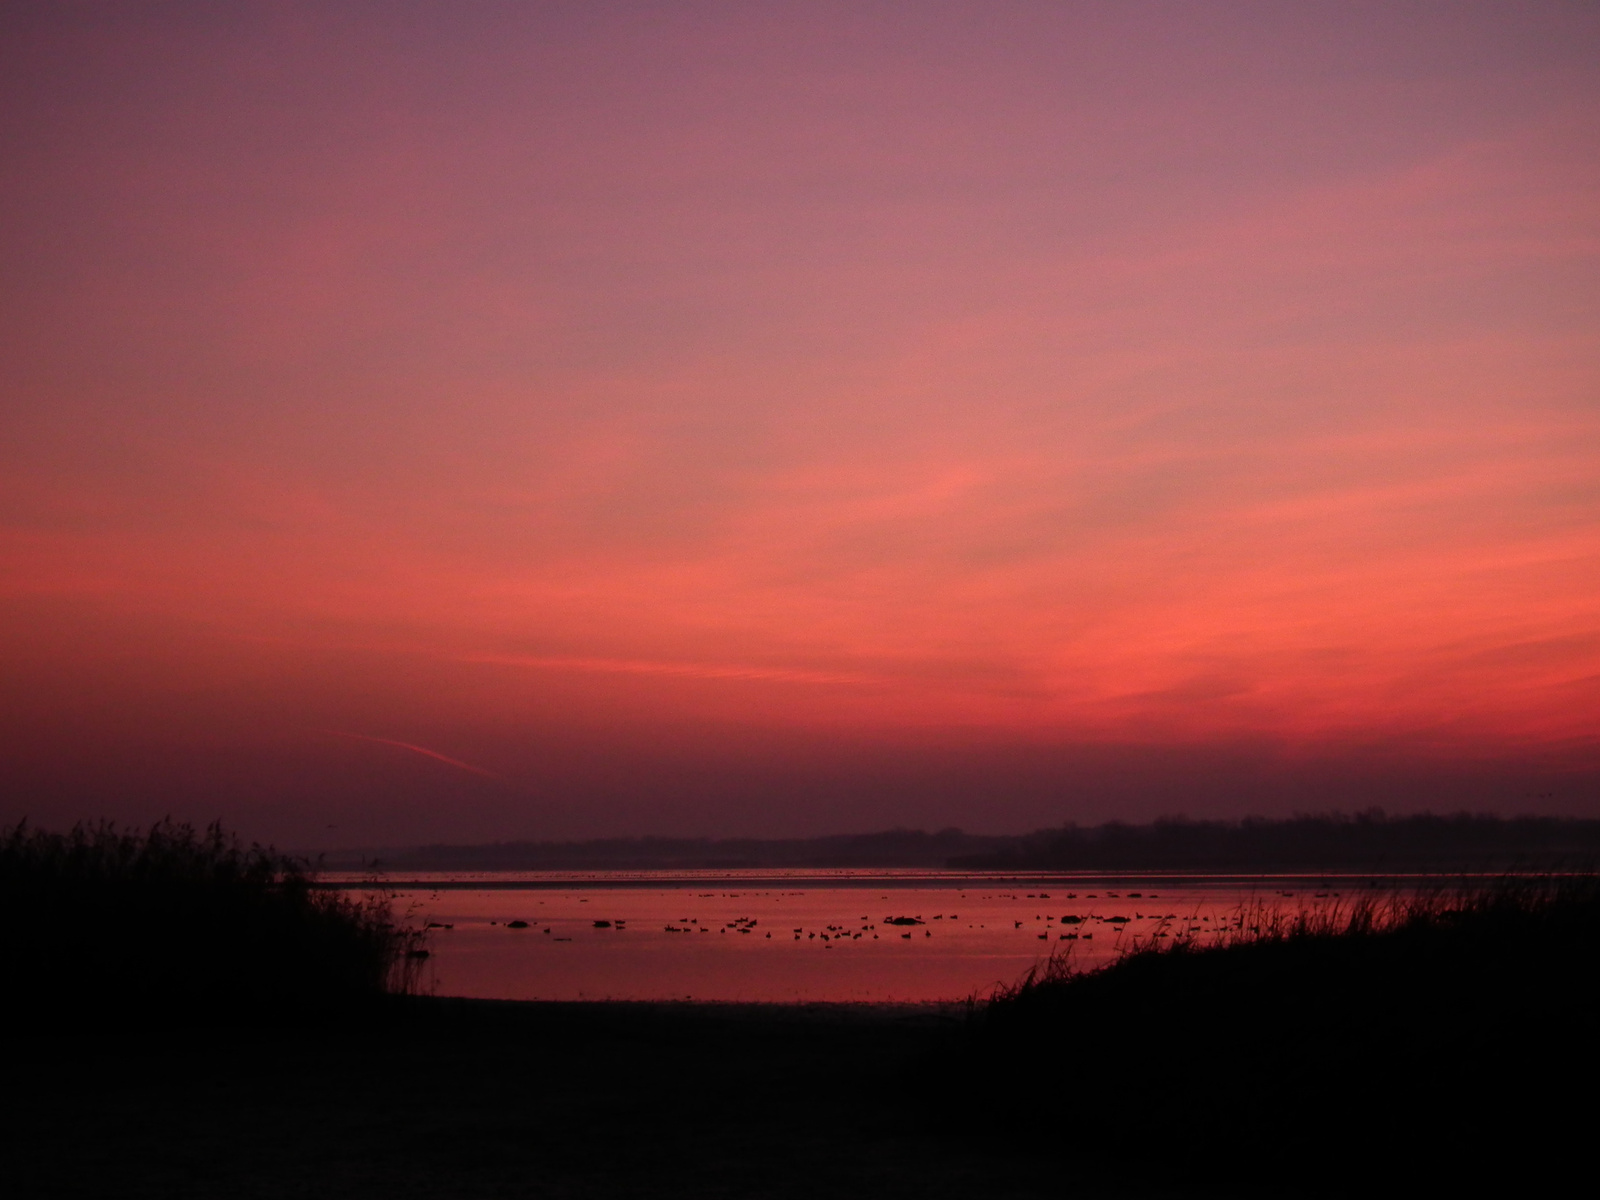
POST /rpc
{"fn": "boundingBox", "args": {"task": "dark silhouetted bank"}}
[957,874,1600,1187]
[2,820,423,1021]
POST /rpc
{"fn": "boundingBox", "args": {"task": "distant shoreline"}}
[311,811,1600,874]
[312,866,1584,889]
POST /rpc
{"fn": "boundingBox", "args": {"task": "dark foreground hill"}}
[959,876,1600,1190]
[8,820,1596,1196]
[12,883,1595,1200]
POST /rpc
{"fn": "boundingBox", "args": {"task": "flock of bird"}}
[448,886,1304,947]
[402,882,1362,1002]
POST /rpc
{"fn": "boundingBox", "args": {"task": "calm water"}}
[330,869,1388,1002]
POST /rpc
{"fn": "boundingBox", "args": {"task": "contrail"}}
[460,652,877,686]
[327,731,501,780]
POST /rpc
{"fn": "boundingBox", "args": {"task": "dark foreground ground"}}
[9,976,1593,1199]
[7,998,1188,1200]
[9,827,1592,1197]
[11,877,1598,1199]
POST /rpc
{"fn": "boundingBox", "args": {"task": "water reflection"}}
[327,870,1382,1002]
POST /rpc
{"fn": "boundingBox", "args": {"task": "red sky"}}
[3,3,1598,846]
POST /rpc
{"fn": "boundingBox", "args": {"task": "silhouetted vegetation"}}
[2,820,424,1021]
[9,818,1595,1193]
[365,810,1600,872]
[383,825,994,870]
[956,874,1600,1185]
[948,809,1600,870]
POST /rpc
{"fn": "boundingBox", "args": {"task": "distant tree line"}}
[377,811,1600,872]
[947,810,1600,871]
[389,826,991,871]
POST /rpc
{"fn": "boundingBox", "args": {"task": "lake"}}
[329,868,1399,1002]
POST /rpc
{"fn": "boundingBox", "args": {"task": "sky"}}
[2,2,1598,847]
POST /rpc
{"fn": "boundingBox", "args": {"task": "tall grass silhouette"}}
[2,820,426,1020]
[959,874,1600,1185]
[987,874,1597,1006]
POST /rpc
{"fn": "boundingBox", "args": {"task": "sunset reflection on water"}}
[330,870,1383,1002]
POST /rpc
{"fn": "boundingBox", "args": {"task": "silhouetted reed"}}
[1,820,425,1022]
[957,874,1600,1186]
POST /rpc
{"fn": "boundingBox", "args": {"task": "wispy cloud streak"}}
[461,653,877,687]
[326,731,500,780]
